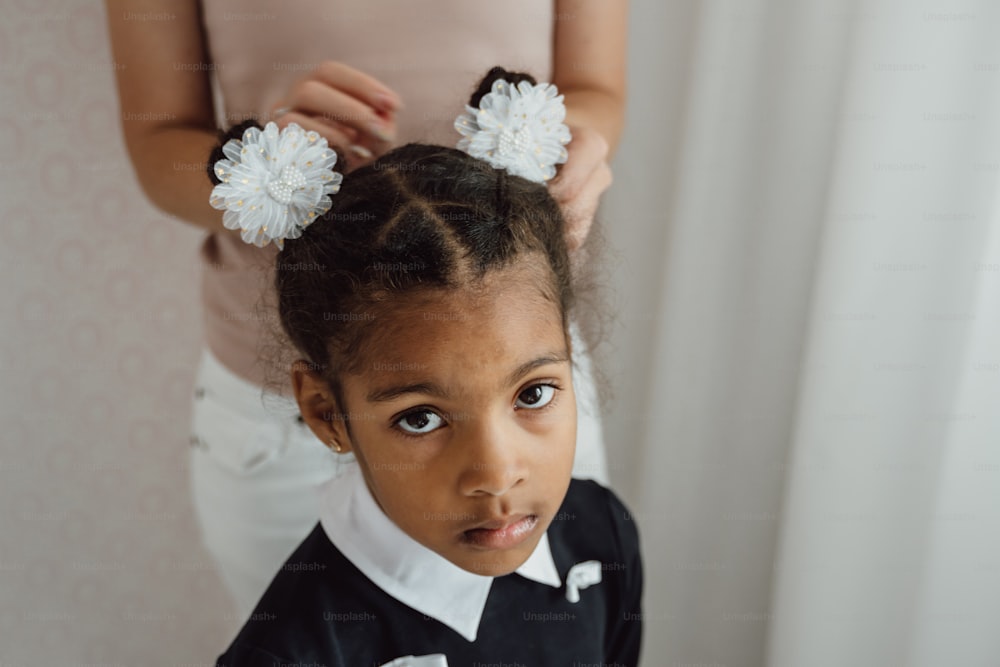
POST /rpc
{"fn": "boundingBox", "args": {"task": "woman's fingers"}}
[547,125,614,251]
[563,161,613,252]
[549,126,610,205]
[312,61,403,114]
[279,79,396,144]
[267,61,401,163]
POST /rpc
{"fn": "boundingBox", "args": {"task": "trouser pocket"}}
[189,380,288,477]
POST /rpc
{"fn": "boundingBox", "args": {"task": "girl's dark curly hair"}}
[207,67,589,408]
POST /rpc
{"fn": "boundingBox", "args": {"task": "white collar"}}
[318,462,563,642]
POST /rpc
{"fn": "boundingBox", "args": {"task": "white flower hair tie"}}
[209,121,343,249]
[454,78,571,183]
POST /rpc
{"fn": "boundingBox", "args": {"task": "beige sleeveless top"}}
[197,0,554,394]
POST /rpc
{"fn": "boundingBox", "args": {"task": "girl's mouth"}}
[460,514,539,550]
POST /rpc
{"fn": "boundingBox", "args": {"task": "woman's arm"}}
[106,0,400,234]
[548,0,628,250]
[552,0,628,157]
[105,0,227,233]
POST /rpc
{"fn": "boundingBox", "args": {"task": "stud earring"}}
[329,440,342,454]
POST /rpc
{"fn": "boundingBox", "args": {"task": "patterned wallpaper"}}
[0,2,239,661]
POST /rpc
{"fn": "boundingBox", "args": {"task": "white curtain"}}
[604,1,1000,665]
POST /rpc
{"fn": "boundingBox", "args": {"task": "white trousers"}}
[188,321,608,621]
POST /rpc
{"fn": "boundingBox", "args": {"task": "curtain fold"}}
[605,1,999,664]
[769,4,1000,661]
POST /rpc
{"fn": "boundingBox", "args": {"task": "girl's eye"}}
[515,384,557,410]
[395,409,444,435]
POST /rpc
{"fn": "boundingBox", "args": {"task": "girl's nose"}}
[457,415,528,496]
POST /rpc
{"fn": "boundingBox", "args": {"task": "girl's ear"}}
[290,359,352,454]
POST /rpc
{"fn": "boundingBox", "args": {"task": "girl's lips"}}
[460,514,538,550]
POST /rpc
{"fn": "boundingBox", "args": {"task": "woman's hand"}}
[267,61,403,171]
[548,125,614,252]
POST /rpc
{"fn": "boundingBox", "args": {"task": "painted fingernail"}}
[349,144,373,160]
[368,121,394,142]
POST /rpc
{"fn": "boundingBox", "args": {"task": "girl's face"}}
[294,259,577,577]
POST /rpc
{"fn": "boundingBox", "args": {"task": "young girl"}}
[209,68,642,666]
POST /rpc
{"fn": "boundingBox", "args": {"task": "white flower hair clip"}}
[454,78,571,183]
[209,121,343,249]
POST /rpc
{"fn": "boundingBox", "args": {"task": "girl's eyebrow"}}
[503,352,569,388]
[367,382,446,404]
[365,352,569,404]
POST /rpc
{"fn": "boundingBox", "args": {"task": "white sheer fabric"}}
[604,1,1000,664]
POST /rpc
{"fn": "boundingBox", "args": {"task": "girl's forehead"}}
[347,265,568,383]
[349,315,571,403]
[383,283,560,348]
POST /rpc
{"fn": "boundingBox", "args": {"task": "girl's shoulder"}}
[547,479,644,665]
[556,477,641,538]
[548,478,642,582]
[216,522,353,665]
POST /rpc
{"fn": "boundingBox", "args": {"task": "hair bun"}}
[206,119,263,186]
[468,66,538,108]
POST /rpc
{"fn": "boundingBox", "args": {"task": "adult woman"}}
[105,0,627,619]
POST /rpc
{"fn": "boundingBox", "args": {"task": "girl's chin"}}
[449,536,541,577]
[454,556,527,578]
